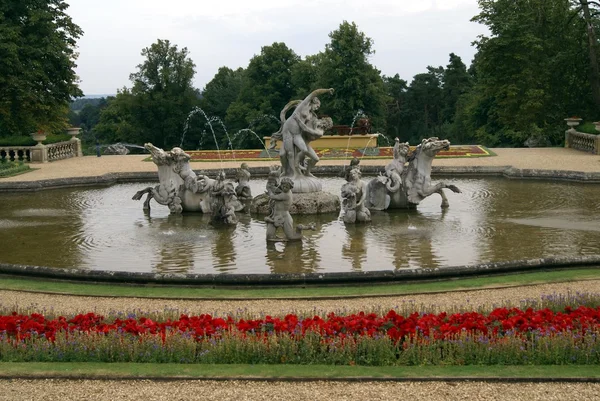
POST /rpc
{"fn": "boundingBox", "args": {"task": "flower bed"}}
[1,305,600,365]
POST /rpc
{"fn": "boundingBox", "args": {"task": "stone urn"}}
[593,121,600,133]
[66,127,82,138]
[564,117,582,130]
[30,132,47,145]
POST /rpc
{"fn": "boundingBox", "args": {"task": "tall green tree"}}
[316,21,387,130]
[403,66,445,143]
[200,67,245,121]
[382,74,408,140]
[95,40,201,148]
[0,0,83,136]
[470,0,596,146]
[225,42,300,148]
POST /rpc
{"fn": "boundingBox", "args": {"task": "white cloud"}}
[65,0,487,95]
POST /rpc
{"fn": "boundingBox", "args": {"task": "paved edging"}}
[1,165,600,191]
[0,374,598,383]
[1,256,599,286]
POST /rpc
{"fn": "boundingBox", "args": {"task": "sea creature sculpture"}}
[132,143,243,214]
[365,137,461,210]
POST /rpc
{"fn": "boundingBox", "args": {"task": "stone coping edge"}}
[1,256,599,286]
[0,374,599,383]
[1,166,600,192]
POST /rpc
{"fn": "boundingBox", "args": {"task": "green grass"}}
[1,268,599,299]
[0,362,598,379]
[0,161,31,177]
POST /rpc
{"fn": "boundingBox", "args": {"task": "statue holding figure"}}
[234,163,252,200]
[265,177,315,241]
[132,144,204,214]
[132,143,246,216]
[340,162,371,224]
[209,171,242,225]
[364,137,461,210]
[277,88,335,193]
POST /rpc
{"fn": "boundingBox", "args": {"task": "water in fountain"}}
[359,134,380,161]
[376,133,392,147]
[181,107,224,168]
[180,107,236,162]
[207,116,236,161]
[248,114,280,129]
[340,110,368,176]
[231,128,274,158]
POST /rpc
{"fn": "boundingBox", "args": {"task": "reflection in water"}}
[0,177,599,274]
[265,240,320,274]
[342,224,367,271]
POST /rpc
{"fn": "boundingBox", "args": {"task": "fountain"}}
[251,88,341,215]
[131,144,244,218]
[365,137,461,210]
[2,89,599,281]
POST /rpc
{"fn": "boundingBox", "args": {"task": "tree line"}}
[3,1,600,150]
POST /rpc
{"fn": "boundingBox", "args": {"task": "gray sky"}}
[66,0,488,96]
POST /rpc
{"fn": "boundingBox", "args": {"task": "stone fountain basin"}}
[0,176,599,277]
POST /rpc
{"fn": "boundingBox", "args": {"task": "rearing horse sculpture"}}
[365,137,461,210]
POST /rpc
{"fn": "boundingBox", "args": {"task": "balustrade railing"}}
[47,141,78,161]
[0,146,32,162]
[0,139,82,163]
[564,118,600,155]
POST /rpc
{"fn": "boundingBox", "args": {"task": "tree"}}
[0,0,83,136]
[441,54,472,124]
[200,67,245,120]
[316,21,386,130]
[382,74,408,140]
[225,42,300,148]
[470,0,597,146]
[403,66,445,143]
[95,39,201,148]
[574,0,600,109]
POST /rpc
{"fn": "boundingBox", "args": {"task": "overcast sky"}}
[66,0,488,96]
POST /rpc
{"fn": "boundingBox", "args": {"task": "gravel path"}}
[2,147,599,183]
[0,379,599,401]
[2,280,599,318]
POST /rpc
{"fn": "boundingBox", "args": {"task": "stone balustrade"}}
[0,138,82,163]
[565,130,600,154]
[47,140,80,161]
[564,119,600,154]
[0,145,32,162]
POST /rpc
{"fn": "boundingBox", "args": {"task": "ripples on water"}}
[0,177,599,274]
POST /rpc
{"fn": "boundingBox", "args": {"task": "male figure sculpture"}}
[265,177,314,241]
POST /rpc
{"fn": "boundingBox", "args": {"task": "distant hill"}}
[71,97,110,112]
[82,94,115,99]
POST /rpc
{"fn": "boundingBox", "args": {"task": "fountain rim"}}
[1,165,600,193]
[1,256,599,287]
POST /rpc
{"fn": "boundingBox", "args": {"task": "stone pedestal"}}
[30,144,48,163]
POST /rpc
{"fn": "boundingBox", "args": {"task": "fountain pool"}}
[0,177,599,275]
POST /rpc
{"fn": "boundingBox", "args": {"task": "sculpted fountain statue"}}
[234,163,252,200]
[251,89,340,215]
[365,137,461,210]
[274,88,335,192]
[265,176,315,242]
[340,160,371,224]
[132,143,244,218]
